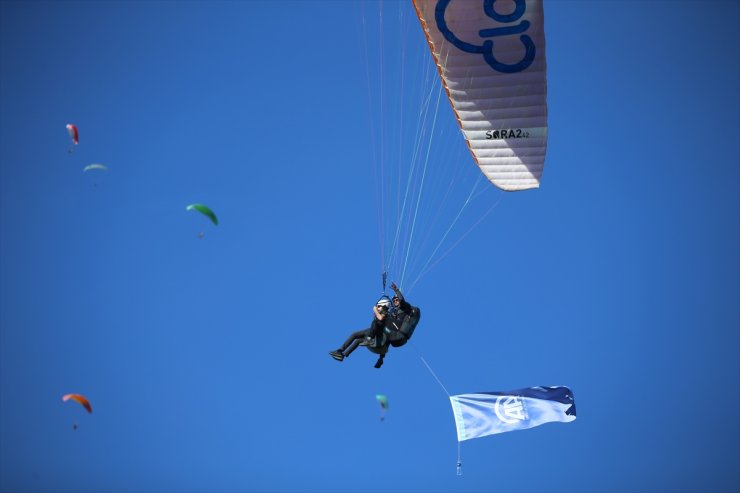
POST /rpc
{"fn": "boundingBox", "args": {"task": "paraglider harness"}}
[361,275,420,353]
[383,281,420,347]
[360,303,421,352]
[386,305,421,347]
[360,336,389,355]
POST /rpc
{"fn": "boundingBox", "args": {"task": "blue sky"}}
[1,1,738,492]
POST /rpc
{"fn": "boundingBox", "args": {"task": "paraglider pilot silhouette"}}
[385,281,421,349]
[329,282,420,369]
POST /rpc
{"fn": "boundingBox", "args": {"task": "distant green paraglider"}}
[83,164,109,172]
[376,394,388,421]
[186,204,218,226]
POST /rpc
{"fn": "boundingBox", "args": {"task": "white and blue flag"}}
[449,386,576,442]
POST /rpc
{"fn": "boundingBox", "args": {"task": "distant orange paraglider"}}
[62,394,92,414]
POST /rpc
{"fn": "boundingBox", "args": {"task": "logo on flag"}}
[495,395,528,424]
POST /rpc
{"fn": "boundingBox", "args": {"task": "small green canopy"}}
[186,204,218,226]
[376,394,388,409]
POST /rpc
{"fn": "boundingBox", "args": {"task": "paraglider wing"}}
[62,393,92,414]
[376,394,389,421]
[83,164,109,172]
[413,0,548,191]
[186,204,218,226]
[376,394,389,410]
[449,386,574,441]
[66,124,79,145]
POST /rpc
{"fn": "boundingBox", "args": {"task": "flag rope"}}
[410,342,462,476]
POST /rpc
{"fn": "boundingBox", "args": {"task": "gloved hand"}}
[390,281,398,292]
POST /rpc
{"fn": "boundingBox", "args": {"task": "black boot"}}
[329,350,345,362]
[374,356,384,368]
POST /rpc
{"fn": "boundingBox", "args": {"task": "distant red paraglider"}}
[62,393,92,414]
[66,124,79,153]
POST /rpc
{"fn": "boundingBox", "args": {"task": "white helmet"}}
[376,296,392,308]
